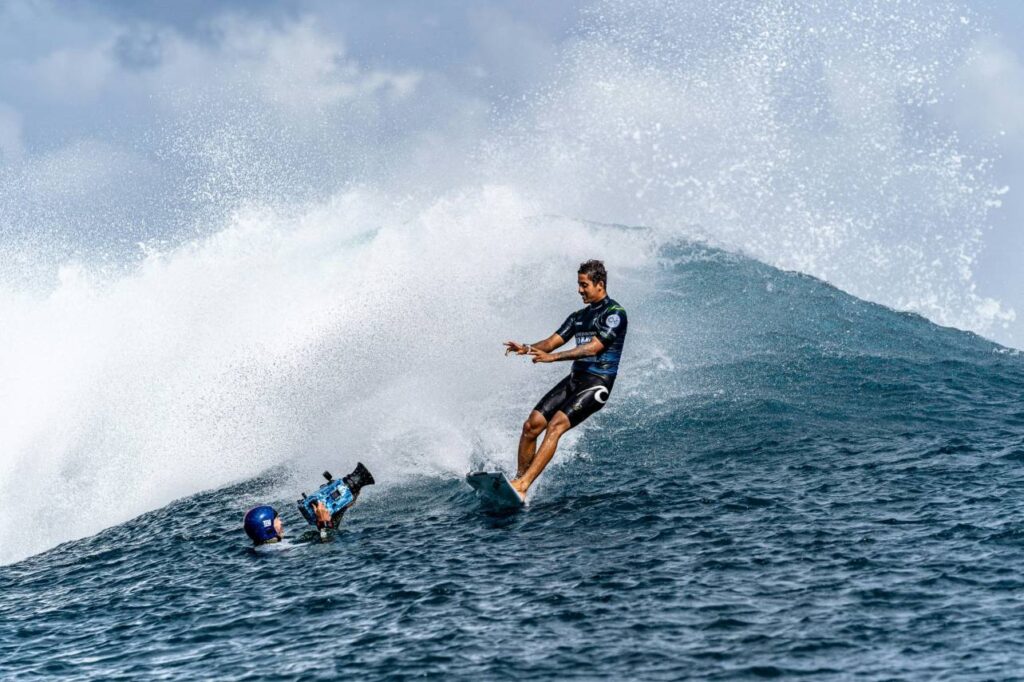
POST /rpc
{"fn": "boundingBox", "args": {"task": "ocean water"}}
[2,243,1023,680]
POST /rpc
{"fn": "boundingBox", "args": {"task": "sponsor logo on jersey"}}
[606,313,621,329]
[575,333,594,345]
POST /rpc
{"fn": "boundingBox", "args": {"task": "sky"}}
[0,1,581,247]
[0,0,1022,347]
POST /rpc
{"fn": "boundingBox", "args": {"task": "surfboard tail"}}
[466,472,525,510]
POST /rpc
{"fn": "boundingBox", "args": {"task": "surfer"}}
[504,259,628,500]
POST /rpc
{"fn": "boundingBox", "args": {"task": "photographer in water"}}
[243,462,375,546]
[243,505,284,547]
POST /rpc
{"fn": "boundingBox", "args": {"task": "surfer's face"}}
[578,274,605,304]
[273,515,284,539]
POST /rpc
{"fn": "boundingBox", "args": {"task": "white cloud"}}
[30,42,118,100]
[2,7,425,140]
[147,14,423,120]
[0,7,438,248]
[952,36,1024,140]
[223,15,420,104]
[468,6,560,90]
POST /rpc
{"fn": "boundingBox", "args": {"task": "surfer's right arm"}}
[504,334,565,356]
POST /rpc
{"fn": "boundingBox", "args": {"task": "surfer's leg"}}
[512,411,571,495]
[521,374,573,477]
[513,375,614,495]
[518,410,548,477]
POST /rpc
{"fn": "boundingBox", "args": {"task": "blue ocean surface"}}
[3,245,1023,680]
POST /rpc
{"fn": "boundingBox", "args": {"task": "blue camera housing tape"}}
[297,479,355,526]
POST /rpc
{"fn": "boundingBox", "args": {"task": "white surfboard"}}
[466,472,525,510]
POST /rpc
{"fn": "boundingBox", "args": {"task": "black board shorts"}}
[534,371,615,427]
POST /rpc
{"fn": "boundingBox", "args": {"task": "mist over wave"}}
[0,190,655,564]
[492,0,1012,334]
[0,0,1017,563]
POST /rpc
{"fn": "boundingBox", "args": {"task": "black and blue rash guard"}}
[555,297,628,378]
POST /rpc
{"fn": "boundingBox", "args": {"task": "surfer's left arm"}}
[529,337,604,363]
[504,333,565,356]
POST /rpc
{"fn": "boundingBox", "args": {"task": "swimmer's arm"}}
[504,333,565,356]
[530,337,604,363]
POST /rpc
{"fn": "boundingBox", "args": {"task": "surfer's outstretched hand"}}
[529,347,554,363]
[504,340,528,356]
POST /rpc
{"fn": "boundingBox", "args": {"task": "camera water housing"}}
[296,462,374,528]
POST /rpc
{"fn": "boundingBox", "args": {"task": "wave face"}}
[2,244,1023,679]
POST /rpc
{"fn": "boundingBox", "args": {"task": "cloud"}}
[31,43,118,100]
[0,6,436,252]
[1,4,426,143]
[467,6,560,90]
[160,14,423,116]
[951,36,1024,142]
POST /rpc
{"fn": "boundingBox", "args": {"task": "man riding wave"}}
[504,260,628,500]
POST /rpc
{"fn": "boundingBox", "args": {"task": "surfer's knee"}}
[523,412,547,438]
[548,412,571,434]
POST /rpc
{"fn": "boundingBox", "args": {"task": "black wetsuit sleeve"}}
[555,312,576,341]
[596,307,627,345]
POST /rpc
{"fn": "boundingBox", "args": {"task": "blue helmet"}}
[244,506,280,545]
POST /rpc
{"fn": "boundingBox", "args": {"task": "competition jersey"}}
[555,296,628,377]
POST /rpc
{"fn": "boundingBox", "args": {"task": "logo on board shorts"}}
[606,314,621,329]
[595,387,609,404]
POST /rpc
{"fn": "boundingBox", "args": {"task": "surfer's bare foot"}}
[510,477,528,499]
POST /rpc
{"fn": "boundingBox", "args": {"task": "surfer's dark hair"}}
[578,260,607,288]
